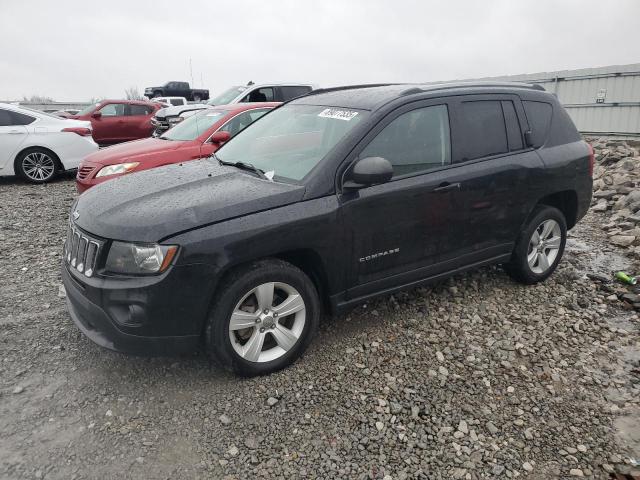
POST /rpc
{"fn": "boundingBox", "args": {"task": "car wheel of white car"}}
[16,148,60,184]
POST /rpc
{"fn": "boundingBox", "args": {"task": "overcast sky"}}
[1,0,638,101]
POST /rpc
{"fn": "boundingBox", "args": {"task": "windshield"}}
[207,86,245,105]
[216,104,367,181]
[161,110,226,141]
[77,103,99,115]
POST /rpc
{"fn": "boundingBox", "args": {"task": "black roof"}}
[292,81,547,111]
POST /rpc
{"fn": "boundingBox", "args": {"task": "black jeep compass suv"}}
[63,82,593,376]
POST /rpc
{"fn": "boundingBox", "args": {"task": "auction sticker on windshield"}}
[318,108,359,121]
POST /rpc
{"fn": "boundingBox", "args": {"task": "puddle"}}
[566,237,633,277]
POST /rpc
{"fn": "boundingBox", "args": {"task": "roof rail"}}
[398,81,548,97]
[303,83,400,97]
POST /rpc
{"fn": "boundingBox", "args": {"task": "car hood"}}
[83,138,190,166]
[156,104,210,118]
[74,158,305,242]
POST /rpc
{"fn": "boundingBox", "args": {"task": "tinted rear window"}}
[458,100,508,160]
[522,101,552,148]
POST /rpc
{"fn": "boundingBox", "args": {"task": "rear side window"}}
[458,100,508,160]
[280,86,312,101]
[501,100,523,151]
[129,104,153,116]
[360,104,451,178]
[0,109,12,126]
[0,109,35,126]
[522,101,552,148]
[99,103,126,116]
[170,99,183,106]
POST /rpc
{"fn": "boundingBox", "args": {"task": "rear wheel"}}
[193,94,202,102]
[15,148,60,184]
[206,259,320,376]
[505,205,567,284]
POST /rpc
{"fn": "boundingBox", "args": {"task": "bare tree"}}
[124,86,143,100]
[22,94,54,103]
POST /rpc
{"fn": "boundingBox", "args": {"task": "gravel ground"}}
[1,175,639,480]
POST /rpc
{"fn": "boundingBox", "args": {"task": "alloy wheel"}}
[22,152,56,182]
[228,282,306,363]
[527,219,562,274]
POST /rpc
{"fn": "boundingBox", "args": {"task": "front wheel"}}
[505,205,567,284]
[206,259,320,376]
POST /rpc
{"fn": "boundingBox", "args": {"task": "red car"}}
[69,100,164,146]
[76,102,278,192]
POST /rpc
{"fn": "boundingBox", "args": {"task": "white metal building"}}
[474,63,640,137]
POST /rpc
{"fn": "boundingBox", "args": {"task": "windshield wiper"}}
[216,156,269,181]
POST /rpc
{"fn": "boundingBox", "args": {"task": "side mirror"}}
[210,131,231,144]
[344,156,393,189]
[91,111,102,119]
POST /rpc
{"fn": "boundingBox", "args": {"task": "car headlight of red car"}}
[95,162,140,177]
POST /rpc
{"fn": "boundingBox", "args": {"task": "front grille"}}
[64,224,103,278]
[77,165,96,180]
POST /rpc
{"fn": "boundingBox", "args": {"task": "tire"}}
[193,95,202,102]
[205,259,320,376]
[505,205,567,284]
[15,148,60,184]
[153,91,162,98]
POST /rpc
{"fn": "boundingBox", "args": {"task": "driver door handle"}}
[433,182,461,193]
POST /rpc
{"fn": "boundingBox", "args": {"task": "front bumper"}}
[62,260,215,356]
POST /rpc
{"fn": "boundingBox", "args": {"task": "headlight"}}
[96,162,140,177]
[105,241,178,275]
[167,116,184,124]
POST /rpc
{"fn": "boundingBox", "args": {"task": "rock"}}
[577,444,587,453]
[266,397,279,407]
[12,386,24,394]
[228,445,239,457]
[57,284,66,298]
[569,468,584,476]
[436,351,445,362]
[457,420,469,434]
[593,190,616,199]
[486,422,499,434]
[375,421,384,431]
[610,235,635,247]
[592,201,608,212]
[523,462,534,472]
[390,402,402,414]
[219,414,232,425]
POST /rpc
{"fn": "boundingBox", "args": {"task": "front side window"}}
[99,103,126,117]
[161,110,226,141]
[242,88,274,103]
[129,104,152,116]
[217,104,367,181]
[218,109,270,136]
[458,100,508,160]
[360,105,451,178]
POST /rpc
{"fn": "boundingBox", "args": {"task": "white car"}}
[0,103,98,183]
[152,96,188,106]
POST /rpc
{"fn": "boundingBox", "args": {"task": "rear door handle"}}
[433,182,461,193]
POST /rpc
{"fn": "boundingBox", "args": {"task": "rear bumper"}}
[62,261,213,356]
